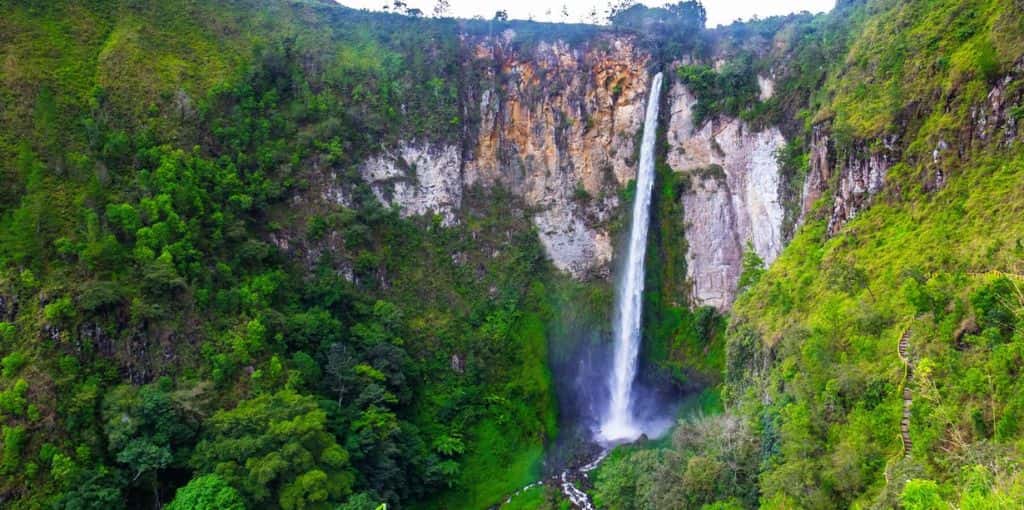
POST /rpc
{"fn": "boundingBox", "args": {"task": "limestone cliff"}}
[356,31,651,278]
[360,143,464,226]
[468,35,651,278]
[666,81,787,310]
[356,42,797,307]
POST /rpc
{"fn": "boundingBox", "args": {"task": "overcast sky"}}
[336,0,836,27]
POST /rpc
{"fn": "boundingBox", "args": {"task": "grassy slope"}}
[818,0,1024,143]
[726,0,1024,507]
[734,146,1024,507]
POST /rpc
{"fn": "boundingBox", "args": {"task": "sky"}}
[336,0,836,27]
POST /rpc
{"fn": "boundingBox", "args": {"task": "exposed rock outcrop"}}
[798,122,897,236]
[352,33,652,278]
[967,58,1024,148]
[801,59,1024,235]
[667,82,786,310]
[465,35,651,278]
[757,75,775,101]
[798,127,897,235]
[798,125,831,223]
[826,141,895,235]
[360,143,463,226]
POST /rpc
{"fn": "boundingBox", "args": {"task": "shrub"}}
[1,352,27,378]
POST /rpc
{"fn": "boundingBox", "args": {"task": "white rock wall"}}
[360,143,463,226]
[667,82,786,310]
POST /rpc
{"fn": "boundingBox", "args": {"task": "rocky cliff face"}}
[666,81,787,310]
[799,132,898,236]
[800,58,1024,235]
[353,36,807,306]
[356,32,651,278]
[361,143,464,226]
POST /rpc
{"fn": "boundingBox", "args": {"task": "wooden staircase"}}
[898,329,913,457]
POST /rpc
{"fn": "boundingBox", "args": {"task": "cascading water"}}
[600,71,663,443]
[502,72,665,509]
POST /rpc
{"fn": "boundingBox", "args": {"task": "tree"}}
[102,381,196,505]
[338,493,381,510]
[431,0,450,18]
[191,390,354,508]
[666,0,706,27]
[826,259,872,297]
[606,0,636,23]
[493,10,508,22]
[2,425,26,473]
[116,440,172,482]
[166,474,245,510]
[52,467,125,510]
[737,244,765,293]
[325,342,357,406]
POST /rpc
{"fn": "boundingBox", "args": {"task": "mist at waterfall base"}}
[545,327,681,474]
[549,332,679,447]
[546,72,678,468]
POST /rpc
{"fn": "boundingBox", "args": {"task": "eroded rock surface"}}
[352,33,651,278]
[360,143,463,226]
[667,82,786,310]
[466,35,650,277]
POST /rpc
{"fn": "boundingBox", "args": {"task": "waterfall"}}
[600,72,663,442]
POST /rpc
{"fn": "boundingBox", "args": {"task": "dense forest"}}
[1,0,1023,509]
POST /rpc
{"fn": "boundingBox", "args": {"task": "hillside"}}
[591,0,1024,508]
[1,0,1023,509]
[1,2,577,508]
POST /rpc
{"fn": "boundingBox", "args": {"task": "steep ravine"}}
[350,31,797,312]
[347,31,820,507]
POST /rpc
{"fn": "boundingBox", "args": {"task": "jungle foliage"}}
[3,0,1024,509]
[0,2,565,508]
[592,0,1024,508]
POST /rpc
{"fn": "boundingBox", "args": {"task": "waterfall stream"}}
[600,71,663,443]
[501,72,664,510]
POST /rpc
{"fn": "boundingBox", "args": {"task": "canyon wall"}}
[359,32,650,278]
[356,33,803,308]
[666,81,787,310]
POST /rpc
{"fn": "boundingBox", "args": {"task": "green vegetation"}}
[640,128,727,388]
[592,410,756,509]
[0,2,575,508]
[2,0,1023,509]
[725,146,1024,508]
[593,0,1024,508]
[609,2,708,61]
[166,474,246,510]
[676,61,760,128]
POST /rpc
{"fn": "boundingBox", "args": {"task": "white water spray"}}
[600,72,663,442]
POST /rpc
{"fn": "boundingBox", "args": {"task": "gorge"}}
[1,1,1024,509]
